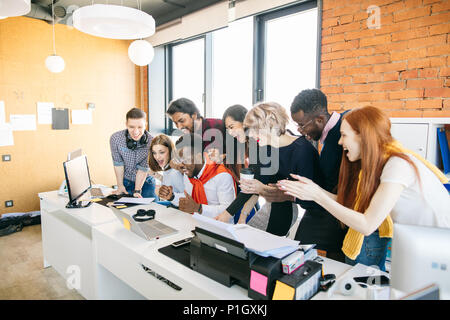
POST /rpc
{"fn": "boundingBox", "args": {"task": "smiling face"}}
[170,112,196,134]
[177,147,203,178]
[338,119,362,162]
[152,144,170,169]
[126,118,146,141]
[225,116,246,143]
[291,110,327,141]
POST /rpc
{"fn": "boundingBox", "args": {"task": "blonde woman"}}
[216,102,323,237]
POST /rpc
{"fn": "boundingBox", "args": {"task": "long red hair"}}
[336,106,419,215]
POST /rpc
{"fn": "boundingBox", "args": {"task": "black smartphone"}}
[171,237,193,248]
[353,275,390,287]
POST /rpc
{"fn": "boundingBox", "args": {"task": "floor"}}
[0,224,84,300]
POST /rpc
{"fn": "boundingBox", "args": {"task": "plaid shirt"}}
[110,129,153,181]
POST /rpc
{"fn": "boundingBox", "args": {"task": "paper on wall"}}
[0,123,14,147]
[10,114,37,131]
[37,102,54,124]
[0,101,5,124]
[71,109,92,125]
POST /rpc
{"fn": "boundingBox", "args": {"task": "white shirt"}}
[172,164,236,222]
[380,155,450,228]
[162,168,185,194]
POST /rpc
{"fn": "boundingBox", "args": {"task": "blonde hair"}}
[243,102,289,136]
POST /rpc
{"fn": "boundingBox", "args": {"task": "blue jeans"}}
[345,231,390,271]
[123,176,158,200]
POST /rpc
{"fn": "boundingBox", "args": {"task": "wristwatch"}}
[198,204,203,214]
[133,189,142,195]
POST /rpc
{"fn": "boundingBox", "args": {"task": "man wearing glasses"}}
[289,88,348,263]
[159,133,236,221]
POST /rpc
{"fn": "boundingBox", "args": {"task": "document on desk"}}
[193,214,300,258]
[113,197,155,205]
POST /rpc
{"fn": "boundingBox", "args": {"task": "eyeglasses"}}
[297,119,313,132]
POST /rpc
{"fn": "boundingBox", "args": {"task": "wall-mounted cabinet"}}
[390,118,450,169]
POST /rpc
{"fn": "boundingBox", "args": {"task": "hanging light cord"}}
[51,1,56,55]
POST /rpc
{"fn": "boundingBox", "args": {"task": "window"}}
[256,1,319,131]
[170,37,205,113]
[150,1,320,134]
[211,17,253,119]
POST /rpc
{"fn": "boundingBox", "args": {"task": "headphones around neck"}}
[133,209,156,222]
[125,130,149,150]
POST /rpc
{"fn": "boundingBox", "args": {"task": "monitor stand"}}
[66,200,92,209]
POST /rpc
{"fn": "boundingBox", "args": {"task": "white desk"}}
[38,190,117,300]
[40,190,383,300]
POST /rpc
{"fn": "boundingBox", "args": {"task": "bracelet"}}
[134,189,142,194]
[198,204,203,214]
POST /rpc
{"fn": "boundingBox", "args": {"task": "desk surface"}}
[91,202,368,300]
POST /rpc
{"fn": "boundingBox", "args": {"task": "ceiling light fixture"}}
[45,1,65,73]
[72,1,155,40]
[0,0,30,17]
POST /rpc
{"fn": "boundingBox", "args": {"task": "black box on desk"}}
[272,260,322,300]
[248,255,283,300]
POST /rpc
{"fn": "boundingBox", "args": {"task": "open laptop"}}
[110,207,178,241]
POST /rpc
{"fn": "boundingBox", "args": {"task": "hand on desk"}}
[215,210,233,222]
[112,186,128,196]
[179,191,200,214]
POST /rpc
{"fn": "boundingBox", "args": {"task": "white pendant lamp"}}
[73,3,155,40]
[0,16,8,20]
[46,1,65,73]
[128,40,154,66]
[0,0,30,17]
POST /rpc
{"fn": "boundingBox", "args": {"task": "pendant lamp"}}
[0,0,30,17]
[128,39,154,66]
[45,1,65,73]
[73,3,155,40]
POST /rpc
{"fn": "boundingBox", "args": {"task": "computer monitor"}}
[63,155,92,208]
[391,223,450,299]
[67,148,82,161]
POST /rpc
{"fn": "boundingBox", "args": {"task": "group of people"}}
[110,89,450,271]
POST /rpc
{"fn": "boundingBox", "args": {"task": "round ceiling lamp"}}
[45,54,65,73]
[73,4,155,40]
[128,40,154,66]
[0,0,30,17]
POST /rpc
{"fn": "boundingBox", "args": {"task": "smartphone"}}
[171,237,193,248]
[353,275,390,287]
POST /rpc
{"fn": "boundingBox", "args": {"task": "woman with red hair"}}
[278,106,449,270]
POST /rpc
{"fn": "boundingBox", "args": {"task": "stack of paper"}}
[113,197,155,205]
[193,214,300,259]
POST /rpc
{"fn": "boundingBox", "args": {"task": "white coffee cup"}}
[240,168,254,180]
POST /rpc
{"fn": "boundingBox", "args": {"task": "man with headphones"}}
[109,108,157,199]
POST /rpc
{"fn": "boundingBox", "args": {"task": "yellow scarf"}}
[342,140,449,260]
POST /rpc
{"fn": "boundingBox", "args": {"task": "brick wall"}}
[320,0,450,117]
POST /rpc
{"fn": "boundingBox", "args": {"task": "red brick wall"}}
[320,0,450,117]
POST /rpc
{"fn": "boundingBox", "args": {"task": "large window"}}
[263,6,318,110]
[170,37,205,113]
[211,17,253,118]
[151,1,320,134]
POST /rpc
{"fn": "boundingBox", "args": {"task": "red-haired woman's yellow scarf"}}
[342,140,449,260]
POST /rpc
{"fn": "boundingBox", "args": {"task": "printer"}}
[189,227,285,299]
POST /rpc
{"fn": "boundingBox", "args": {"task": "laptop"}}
[110,207,178,241]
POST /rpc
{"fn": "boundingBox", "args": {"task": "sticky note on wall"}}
[122,218,131,230]
[250,270,268,296]
[272,280,295,300]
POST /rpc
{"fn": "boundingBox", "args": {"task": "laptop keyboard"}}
[141,221,175,235]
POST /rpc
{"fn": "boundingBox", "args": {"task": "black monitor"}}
[63,155,92,208]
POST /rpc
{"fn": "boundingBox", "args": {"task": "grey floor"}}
[0,224,84,300]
